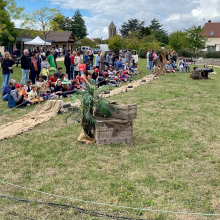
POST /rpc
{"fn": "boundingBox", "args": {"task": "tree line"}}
[0,0,207,57]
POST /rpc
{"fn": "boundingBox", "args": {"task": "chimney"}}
[208,20,211,23]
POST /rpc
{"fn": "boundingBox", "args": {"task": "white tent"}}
[24,36,51,46]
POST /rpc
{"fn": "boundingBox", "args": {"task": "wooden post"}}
[37,93,40,105]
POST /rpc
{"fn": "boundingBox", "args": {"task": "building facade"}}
[202,20,220,52]
[109,21,116,39]
[1,29,75,55]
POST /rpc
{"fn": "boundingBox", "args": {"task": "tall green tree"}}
[185,26,207,56]
[108,35,122,51]
[55,10,87,39]
[120,19,145,38]
[149,18,169,45]
[21,7,63,48]
[72,10,87,39]
[0,0,24,46]
[169,31,188,53]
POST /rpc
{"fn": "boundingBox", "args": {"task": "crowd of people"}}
[1,47,139,108]
[146,50,192,74]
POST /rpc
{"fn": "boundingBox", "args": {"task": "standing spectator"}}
[114,47,119,59]
[125,49,132,66]
[41,56,50,80]
[29,53,38,84]
[74,51,81,79]
[95,52,100,69]
[99,51,106,73]
[146,49,150,69]
[89,48,94,67]
[47,50,55,68]
[149,50,154,72]
[0,52,3,63]
[20,49,31,85]
[152,50,157,66]
[106,52,112,68]
[36,51,42,81]
[111,53,116,68]
[40,48,45,57]
[54,49,58,69]
[83,51,89,64]
[30,47,37,57]
[121,53,126,70]
[166,51,172,61]
[171,51,177,63]
[71,51,76,79]
[1,52,15,92]
[132,51,138,68]
[63,47,66,56]
[64,49,72,79]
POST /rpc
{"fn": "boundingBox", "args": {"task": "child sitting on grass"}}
[28,85,43,102]
[19,85,34,104]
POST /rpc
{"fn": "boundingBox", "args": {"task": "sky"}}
[16,0,220,39]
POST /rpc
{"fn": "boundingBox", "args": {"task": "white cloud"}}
[39,0,220,38]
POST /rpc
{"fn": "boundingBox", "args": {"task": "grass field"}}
[1,59,220,220]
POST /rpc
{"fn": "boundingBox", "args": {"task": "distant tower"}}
[109,21,116,39]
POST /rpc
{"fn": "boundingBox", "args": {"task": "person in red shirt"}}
[49,73,58,88]
[79,60,87,76]
[71,52,75,79]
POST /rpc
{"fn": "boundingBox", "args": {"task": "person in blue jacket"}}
[2,79,16,101]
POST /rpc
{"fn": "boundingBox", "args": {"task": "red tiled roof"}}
[203,22,220,37]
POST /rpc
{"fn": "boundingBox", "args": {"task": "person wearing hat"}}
[8,84,26,108]
[64,49,72,79]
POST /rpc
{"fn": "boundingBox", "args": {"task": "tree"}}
[21,7,63,48]
[0,0,24,46]
[169,31,188,53]
[139,26,151,39]
[81,38,96,48]
[55,10,87,39]
[108,35,122,51]
[185,26,207,56]
[120,19,145,38]
[149,18,169,45]
[124,31,141,51]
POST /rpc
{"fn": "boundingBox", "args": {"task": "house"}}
[1,29,76,55]
[203,20,220,51]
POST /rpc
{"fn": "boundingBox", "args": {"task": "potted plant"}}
[67,82,116,139]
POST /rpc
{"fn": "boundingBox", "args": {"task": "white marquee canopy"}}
[24,36,51,46]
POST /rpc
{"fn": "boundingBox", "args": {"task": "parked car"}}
[93,48,100,54]
[81,46,91,54]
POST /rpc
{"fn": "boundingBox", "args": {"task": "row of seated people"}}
[2,65,139,108]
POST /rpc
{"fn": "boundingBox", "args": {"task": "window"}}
[210,31,215,36]
[208,46,216,51]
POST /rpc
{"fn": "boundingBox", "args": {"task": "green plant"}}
[205,52,220,58]
[139,49,147,58]
[67,82,116,137]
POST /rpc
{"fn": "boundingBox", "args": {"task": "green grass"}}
[1,59,220,219]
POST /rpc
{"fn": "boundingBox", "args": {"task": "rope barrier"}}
[0,195,145,220]
[0,180,220,217]
[0,207,36,220]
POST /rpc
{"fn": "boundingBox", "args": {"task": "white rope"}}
[0,180,219,217]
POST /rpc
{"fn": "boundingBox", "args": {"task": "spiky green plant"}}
[67,82,116,137]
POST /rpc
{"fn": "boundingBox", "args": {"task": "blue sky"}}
[16,0,220,39]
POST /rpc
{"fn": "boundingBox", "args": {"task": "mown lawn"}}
[1,59,220,220]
